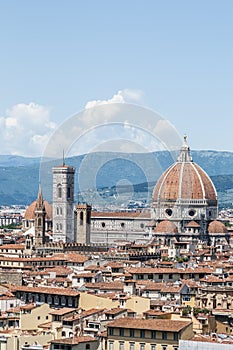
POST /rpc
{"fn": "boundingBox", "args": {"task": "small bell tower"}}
[76,204,91,244]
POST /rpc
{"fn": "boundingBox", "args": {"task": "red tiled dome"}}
[154,220,178,233]
[24,200,52,220]
[153,162,217,202]
[186,221,200,228]
[152,138,217,204]
[208,220,228,234]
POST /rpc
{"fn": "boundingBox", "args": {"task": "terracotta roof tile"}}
[208,220,228,234]
[85,282,124,291]
[0,244,25,250]
[24,200,52,220]
[51,336,97,344]
[107,318,191,332]
[10,285,79,296]
[50,308,77,315]
[154,221,178,233]
[153,161,217,202]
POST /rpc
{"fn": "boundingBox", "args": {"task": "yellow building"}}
[21,302,53,331]
[79,292,150,315]
[107,318,193,350]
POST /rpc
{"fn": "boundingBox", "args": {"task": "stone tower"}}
[76,204,91,244]
[34,187,46,246]
[52,163,75,242]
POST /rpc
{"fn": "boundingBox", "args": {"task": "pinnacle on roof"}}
[36,186,45,211]
[177,134,193,163]
[62,149,65,166]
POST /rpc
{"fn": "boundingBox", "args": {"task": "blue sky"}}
[0,0,232,155]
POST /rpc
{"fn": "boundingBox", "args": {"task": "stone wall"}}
[0,271,22,285]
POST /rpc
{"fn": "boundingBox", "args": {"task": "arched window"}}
[60,207,63,215]
[57,207,59,215]
[57,185,62,198]
[26,239,31,250]
[60,223,62,230]
[87,211,91,224]
[38,218,41,226]
[56,223,59,231]
[80,211,83,226]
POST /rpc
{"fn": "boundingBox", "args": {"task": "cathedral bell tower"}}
[34,187,46,246]
[52,161,75,243]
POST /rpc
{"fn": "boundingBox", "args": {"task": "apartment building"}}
[107,318,193,350]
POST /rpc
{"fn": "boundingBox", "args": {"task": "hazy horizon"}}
[0,147,233,160]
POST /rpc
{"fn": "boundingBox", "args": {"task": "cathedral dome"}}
[208,220,228,234]
[24,200,52,220]
[152,136,218,225]
[153,138,217,204]
[154,220,178,233]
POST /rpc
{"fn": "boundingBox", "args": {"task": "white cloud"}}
[85,89,143,109]
[0,102,57,156]
[5,117,18,127]
[44,89,180,159]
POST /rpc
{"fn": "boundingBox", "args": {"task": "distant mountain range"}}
[0,150,233,208]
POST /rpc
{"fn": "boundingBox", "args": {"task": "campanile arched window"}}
[80,211,83,226]
[57,185,62,198]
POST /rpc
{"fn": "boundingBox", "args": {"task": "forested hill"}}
[0,150,233,207]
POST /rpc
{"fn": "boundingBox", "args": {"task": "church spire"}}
[177,134,193,162]
[36,185,45,211]
[34,186,46,246]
